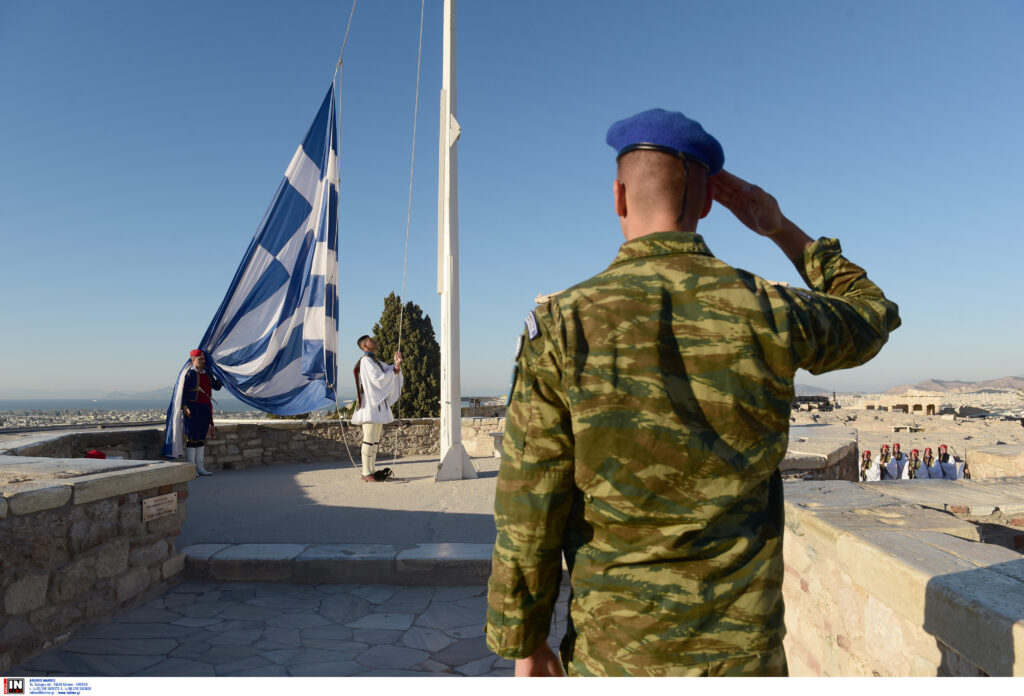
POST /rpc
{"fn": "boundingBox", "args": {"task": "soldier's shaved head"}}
[615,150,708,236]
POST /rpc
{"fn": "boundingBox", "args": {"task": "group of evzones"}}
[860,443,966,481]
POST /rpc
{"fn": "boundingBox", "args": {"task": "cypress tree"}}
[371,292,440,418]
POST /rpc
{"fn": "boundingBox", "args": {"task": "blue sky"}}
[1,0,1021,397]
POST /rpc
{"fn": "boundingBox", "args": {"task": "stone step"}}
[183,543,494,586]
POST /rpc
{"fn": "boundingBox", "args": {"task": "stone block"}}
[115,567,151,603]
[130,540,169,568]
[87,520,116,549]
[180,543,230,560]
[31,532,70,567]
[84,498,118,521]
[0,497,7,519]
[395,544,492,585]
[4,482,73,515]
[968,445,1024,480]
[0,615,31,644]
[3,572,49,614]
[68,519,92,553]
[162,552,186,579]
[259,421,307,431]
[809,505,980,542]
[28,603,83,635]
[241,448,264,458]
[785,480,901,510]
[217,454,242,465]
[146,504,186,535]
[72,462,194,505]
[50,556,96,603]
[214,544,306,561]
[119,504,142,534]
[925,565,1024,676]
[95,538,130,578]
[82,593,117,619]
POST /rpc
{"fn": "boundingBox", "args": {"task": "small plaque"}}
[142,493,178,522]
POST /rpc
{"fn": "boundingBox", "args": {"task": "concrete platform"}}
[178,456,500,586]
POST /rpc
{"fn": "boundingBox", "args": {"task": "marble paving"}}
[17,580,570,677]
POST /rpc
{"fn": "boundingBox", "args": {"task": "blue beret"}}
[606,108,724,174]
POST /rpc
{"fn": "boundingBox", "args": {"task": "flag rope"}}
[388,0,427,468]
[332,0,362,473]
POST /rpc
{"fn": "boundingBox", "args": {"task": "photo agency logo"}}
[3,678,24,694]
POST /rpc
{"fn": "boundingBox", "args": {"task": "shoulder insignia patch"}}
[525,311,539,340]
[514,334,524,361]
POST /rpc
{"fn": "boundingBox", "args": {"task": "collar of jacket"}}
[608,230,714,267]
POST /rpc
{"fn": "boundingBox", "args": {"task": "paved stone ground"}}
[16,580,570,677]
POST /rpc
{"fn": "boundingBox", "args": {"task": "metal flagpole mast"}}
[435,0,475,481]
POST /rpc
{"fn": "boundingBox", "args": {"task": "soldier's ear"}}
[700,181,714,219]
[614,180,627,218]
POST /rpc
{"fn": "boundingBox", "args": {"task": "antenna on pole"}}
[435,0,475,481]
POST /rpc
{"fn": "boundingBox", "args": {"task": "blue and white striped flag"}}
[164,84,339,458]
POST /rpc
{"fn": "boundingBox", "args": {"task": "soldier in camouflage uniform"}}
[485,108,900,677]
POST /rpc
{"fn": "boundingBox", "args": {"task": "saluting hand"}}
[711,170,787,238]
[712,169,813,263]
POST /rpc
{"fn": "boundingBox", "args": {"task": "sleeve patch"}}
[514,334,524,361]
[525,311,539,340]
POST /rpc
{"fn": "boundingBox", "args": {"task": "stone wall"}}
[967,445,1024,479]
[11,429,166,461]
[782,480,1024,676]
[4,418,507,472]
[779,426,858,481]
[0,459,192,673]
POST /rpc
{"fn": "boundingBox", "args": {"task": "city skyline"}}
[2,1,1021,397]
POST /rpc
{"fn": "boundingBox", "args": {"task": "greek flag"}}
[164,84,339,457]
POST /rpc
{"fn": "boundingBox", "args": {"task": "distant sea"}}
[0,398,255,412]
[0,395,496,413]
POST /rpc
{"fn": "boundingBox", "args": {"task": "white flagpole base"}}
[435,444,477,481]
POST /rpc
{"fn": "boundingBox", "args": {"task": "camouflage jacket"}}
[485,231,900,676]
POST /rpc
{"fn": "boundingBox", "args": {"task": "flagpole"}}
[435,0,475,481]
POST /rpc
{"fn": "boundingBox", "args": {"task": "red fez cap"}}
[84,449,106,459]
[881,444,889,449]
[190,349,203,357]
[893,443,901,448]
[911,448,919,454]
[863,450,871,456]
[940,443,947,449]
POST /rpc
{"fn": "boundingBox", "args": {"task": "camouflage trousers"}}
[564,644,788,677]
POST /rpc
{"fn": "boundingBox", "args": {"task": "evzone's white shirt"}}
[875,454,892,479]
[923,459,943,479]
[884,453,910,480]
[351,354,404,425]
[938,455,963,480]
[862,458,882,481]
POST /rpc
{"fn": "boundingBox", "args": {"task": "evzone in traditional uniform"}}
[937,444,963,480]
[922,447,943,480]
[907,448,925,479]
[181,348,221,476]
[875,444,892,479]
[861,450,881,482]
[351,335,403,482]
[885,443,909,480]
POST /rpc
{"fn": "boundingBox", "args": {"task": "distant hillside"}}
[795,384,831,396]
[884,383,916,395]
[885,376,1024,394]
